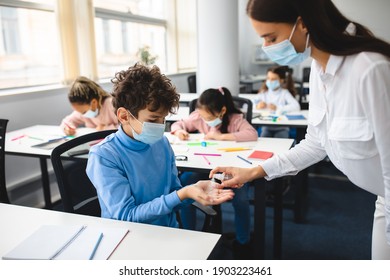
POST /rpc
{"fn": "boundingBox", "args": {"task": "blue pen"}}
[237,155,252,165]
[48,136,68,142]
[89,233,104,260]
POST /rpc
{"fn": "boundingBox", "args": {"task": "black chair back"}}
[187,74,197,93]
[189,96,253,124]
[0,119,10,203]
[51,130,117,216]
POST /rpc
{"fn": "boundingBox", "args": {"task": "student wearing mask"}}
[254,65,300,138]
[171,87,258,259]
[210,0,390,259]
[60,76,118,135]
[86,63,234,228]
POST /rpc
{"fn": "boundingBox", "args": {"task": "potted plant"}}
[137,45,158,65]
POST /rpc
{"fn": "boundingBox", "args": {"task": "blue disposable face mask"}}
[205,117,222,128]
[266,80,281,91]
[83,108,99,118]
[262,20,311,66]
[128,111,166,145]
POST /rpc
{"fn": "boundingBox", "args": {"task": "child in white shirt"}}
[253,66,300,138]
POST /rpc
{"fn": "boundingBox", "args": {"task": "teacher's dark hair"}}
[246,0,390,58]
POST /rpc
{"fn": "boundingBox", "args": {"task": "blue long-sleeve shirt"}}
[86,126,184,227]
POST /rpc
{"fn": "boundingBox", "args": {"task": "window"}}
[0,0,61,89]
[94,0,168,78]
[93,0,165,19]
[0,0,197,91]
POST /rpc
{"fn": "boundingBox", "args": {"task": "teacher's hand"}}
[209,166,266,188]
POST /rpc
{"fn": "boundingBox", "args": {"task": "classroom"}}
[1,0,390,268]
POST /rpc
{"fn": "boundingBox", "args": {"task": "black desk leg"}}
[39,158,52,209]
[293,169,308,223]
[253,179,266,259]
[273,178,284,259]
[293,127,309,223]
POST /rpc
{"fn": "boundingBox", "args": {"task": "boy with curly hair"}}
[86,63,233,227]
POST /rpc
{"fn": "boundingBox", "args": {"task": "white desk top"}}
[251,110,308,127]
[5,125,96,157]
[0,203,220,260]
[240,75,266,84]
[179,93,198,103]
[167,106,190,122]
[166,133,294,171]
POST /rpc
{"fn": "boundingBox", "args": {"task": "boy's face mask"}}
[128,111,166,145]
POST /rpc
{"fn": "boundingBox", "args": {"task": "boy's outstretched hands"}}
[178,180,234,206]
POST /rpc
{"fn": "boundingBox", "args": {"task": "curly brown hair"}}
[111,63,180,117]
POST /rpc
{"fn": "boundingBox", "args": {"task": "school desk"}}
[0,203,220,260]
[234,103,310,224]
[6,125,291,259]
[167,133,294,259]
[166,106,190,123]
[5,125,96,209]
[178,93,198,105]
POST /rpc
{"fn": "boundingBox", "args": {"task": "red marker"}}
[11,135,26,141]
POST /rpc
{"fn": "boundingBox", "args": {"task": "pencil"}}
[237,155,252,165]
[89,233,104,260]
[202,155,211,165]
[26,135,44,141]
[194,153,221,156]
[217,147,251,152]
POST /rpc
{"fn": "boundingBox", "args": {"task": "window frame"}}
[0,0,197,94]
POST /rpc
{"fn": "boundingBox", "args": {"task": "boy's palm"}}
[192,180,234,205]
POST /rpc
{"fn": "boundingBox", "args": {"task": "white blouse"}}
[261,51,390,242]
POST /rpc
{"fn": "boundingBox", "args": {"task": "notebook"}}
[2,225,129,260]
[247,150,274,160]
[285,114,306,120]
[55,226,129,260]
[2,225,86,260]
[31,137,68,150]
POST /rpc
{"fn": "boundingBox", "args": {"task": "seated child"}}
[86,63,233,228]
[253,66,300,138]
[61,76,118,135]
[171,87,258,258]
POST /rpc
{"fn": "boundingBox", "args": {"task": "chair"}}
[299,67,311,110]
[187,74,197,93]
[51,129,217,231]
[189,96,253,124]
[0,119,10,203]
[51,130,117,216]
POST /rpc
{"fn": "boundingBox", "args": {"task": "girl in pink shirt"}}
[60,76,118,136]
[171,88,257,142]
[171,87,257,259]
